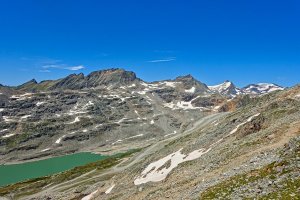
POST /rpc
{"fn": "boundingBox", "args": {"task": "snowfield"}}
[164,81,178,88]
[209,81,232,93]
[134,148,211,185]
[163,96,207,110]
[243,83,284,95]
[185,86,196,93]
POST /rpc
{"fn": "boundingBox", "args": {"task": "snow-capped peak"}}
[242,83,284,95]
[208,81,241,97]
[208,81,232,91]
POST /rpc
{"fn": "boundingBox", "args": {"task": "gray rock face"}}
[51,68,138,90]
[51,73,85,90]
[16,79,38,91]
[174,74,209,93]
[86,69,137,87]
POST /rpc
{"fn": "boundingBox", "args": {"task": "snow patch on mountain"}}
[105,184,115,194]
[185,86,196,93]
[242,83,284,95]
[82,189,98,200]
[134,147,211,185]
[2,133,16,138]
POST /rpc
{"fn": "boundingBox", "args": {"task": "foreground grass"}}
[0,149,140,199]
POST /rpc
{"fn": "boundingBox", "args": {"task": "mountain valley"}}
[0,68,299,200]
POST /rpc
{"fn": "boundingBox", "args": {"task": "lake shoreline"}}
[0,152,109,187]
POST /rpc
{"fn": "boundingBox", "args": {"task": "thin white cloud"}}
[147,57,176,63]
[41,64,85,71]
[42,64,62,69]
[65,65,85,71]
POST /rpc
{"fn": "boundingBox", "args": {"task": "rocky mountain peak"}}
[86,68,137,87]
[208,81,241,97]
[50,68,138,90]
[16,79,38,91]
[51,73,85,90]
[21,79,38,85]
[175,74,196,82]
[174,74,209,92]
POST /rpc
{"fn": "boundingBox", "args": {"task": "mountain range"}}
[0,68,299,200]
[0,68,284,96]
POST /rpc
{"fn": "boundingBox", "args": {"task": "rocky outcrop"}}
[175,74,209,93]
[51,73,85,90]
[50,68,138,90]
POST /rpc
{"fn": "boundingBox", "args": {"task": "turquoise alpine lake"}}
[0,152,108,187]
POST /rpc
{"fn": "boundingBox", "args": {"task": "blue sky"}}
[0,0,299,87]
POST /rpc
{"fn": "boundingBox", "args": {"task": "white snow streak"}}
[41,148,51,152]
[36,102,45,106]
[68,116,80,124]
[164,131,177,137]
[105,184,115,194]
[228,113,260,136]
[21,115,31,120]
[81,190,98,200]
[2,133,16,138]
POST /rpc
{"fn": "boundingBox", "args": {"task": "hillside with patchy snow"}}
[0,68,295,200]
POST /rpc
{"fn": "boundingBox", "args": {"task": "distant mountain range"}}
[208,80,284,97]
[1,68,284,97]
